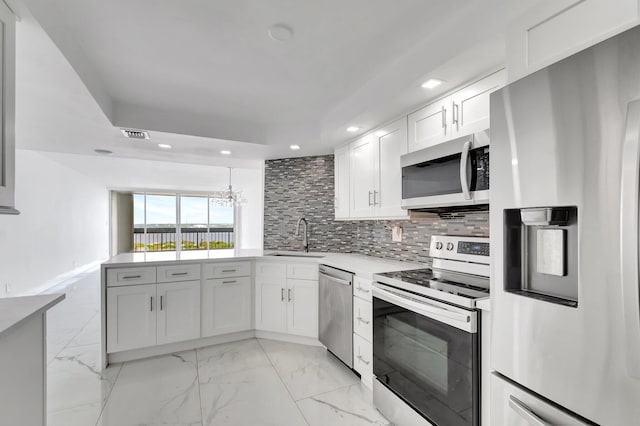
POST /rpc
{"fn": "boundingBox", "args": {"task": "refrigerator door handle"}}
[460,140,472,200]
[508,396,551,426]
[620,99,640,379]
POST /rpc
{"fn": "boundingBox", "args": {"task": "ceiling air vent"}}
[120,129,150,140]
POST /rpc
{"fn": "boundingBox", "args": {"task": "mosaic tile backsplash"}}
[263,155,489,264]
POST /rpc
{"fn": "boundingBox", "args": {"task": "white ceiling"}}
[14,0,544,163]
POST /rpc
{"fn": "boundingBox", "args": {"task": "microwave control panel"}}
[471,147,490,191]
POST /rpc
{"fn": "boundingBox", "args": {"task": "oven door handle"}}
[373,286,476,333]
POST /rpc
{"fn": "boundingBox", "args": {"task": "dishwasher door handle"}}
[319,273,351,286]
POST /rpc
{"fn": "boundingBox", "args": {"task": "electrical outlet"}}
[392,225,403,242]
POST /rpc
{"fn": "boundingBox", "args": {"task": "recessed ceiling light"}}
[421,78,444,89]
[290,145,300,150]
[220,150,231,155]
[158,143,172,149]
[268,24,294,42]
[347,126,360,132]
[94,149,112,155]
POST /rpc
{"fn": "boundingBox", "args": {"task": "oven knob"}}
[435,242,443,250]
[446,242,454,251]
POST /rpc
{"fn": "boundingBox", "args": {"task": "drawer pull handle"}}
[357,317,370,325]
[171,272,189,276]
[357,355,370,365]
[356,286,370,293]
[222,280,237,284]
[123,275,142,279]
[222,269,237,273]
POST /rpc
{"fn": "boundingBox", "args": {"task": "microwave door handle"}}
[620,99,640,379]
[508,396,551,426]
[460,140,472,200]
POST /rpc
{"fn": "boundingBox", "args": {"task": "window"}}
[129,192,235,253]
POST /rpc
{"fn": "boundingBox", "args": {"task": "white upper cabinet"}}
[408,97,451,152]
[349,135,377,218]
[334,144,350,219]
[345,119,409,220]
[450,70,505,137]
[408,70,505,154]
[374,118,409,218]
[0,2,16,214]
[506,0,639,82]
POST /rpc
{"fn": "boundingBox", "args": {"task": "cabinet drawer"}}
[106,266,156,287]
[157,264,201,283]
[353,276,373,302]
[353,332,373,379]
[287,263,319,280]
[204,261,251,279]
[255,262,287,279]
[353,296,372,342]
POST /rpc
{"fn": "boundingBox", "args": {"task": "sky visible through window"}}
[133,193,234,227]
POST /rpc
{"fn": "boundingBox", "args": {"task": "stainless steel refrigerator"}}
[490,24,640,425]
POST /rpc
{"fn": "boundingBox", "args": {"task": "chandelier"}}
[210,167,246,207]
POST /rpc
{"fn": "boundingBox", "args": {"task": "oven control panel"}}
[430,235,490,265]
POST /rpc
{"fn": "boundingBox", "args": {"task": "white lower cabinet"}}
[156,280,201,345]
[255,261,319,338]
[107,284,157,352]
[286,279,319,338]
[353,333,373,389]
[107,280,200,352]
[353,276,374,389]
[201,276,251,337]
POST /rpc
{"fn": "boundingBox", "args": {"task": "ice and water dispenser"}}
[504,206,578,307]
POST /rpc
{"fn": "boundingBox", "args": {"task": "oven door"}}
[372,284,479,426]
[401,131,490,210]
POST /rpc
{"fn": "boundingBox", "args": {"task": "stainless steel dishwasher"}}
[319,264,354,368]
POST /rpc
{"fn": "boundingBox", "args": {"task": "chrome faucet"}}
[295,217,309,253]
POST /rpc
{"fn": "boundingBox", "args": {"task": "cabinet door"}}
[450,70,505,137]
[156,281,201,345]
[374,118,409,218]
[407,97,450,152]
[201,277,251,337]
[334,144,350,219]
[107,284,156,352]
[0,1,15,213]
[286,279,318,338]
[255,277,287,333]
[349,135,376,218]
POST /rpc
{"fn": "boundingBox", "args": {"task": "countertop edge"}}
[0,293,66,336]
[476,298,491,311]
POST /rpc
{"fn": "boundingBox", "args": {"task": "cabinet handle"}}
[373,191,378,205]
[150,296,153,312]
[357,355,371,365]
[452,101,459,127]
[356,286,370,293]
[288,289,292,302]
[441,106,447,131]
[368,191,373,206]
[357,316,370,325]
[171,272,188,276]
[222,269,237,273]
[222,280,237,284]
[123,275,141,279]
[160,295,164,311]
[281,288,285,301]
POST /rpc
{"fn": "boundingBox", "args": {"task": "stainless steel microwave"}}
[401,130,490,211]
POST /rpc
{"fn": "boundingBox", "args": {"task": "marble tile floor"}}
[45,269,389,426]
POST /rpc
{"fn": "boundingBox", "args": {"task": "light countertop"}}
[0,293,65,335]
[476,298,491,311]
[102,249,427,278]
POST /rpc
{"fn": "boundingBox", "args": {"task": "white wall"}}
[0,150,110,297]
[0,149,264,297]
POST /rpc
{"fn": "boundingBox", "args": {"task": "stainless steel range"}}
[372,235,489,426]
